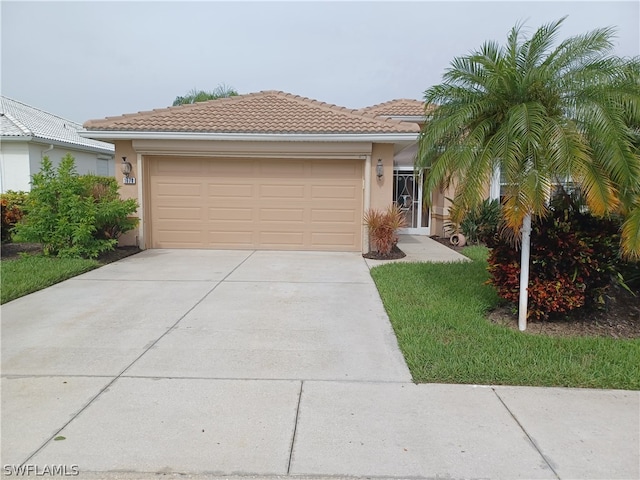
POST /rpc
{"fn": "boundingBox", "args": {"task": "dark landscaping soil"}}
[431,235,466,252]
[488,287,640,339]
[363,244,406,260]
[1,242,141,265]
[431,235,640,339]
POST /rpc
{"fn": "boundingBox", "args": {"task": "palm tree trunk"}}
[518,213,532,331]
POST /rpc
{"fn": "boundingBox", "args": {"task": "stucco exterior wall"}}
[113,141,140,247]
[369,143,394,211]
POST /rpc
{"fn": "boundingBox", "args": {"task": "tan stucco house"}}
[82,91,445,253]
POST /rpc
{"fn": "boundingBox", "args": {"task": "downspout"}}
[41,144,54,159]
[363,155,371,253]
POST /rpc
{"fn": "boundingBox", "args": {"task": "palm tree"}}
[172,84,238,106]
[417,17,640,330]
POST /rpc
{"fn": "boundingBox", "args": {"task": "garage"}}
[82,90,420,252]
[148,156,363,251]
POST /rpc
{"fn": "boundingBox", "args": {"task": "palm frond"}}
[417,17,640,257]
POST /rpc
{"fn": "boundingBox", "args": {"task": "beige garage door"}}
[147,156,363,251]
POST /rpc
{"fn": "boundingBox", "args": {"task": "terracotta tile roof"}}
[357,99,432,117]
[83,91,420,134]
[1,96,114,153]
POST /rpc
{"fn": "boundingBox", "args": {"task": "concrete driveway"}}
[2,250,410,469]
[2,248,638,479]
[2,250,410,381]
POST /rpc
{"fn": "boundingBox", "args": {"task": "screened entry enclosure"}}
[393,168,429,234]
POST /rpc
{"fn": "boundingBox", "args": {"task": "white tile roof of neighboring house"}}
[0,96,114,154]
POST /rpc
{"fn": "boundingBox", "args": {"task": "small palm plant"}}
[364,204,408,256]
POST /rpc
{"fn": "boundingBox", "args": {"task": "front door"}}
[393,168,430,235]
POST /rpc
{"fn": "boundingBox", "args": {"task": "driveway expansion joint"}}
[287,381,304,474]
[492,387,561,479]
[71,278,222,283]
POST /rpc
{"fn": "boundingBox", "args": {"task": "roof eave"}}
[1,135,33,142]
[29,136,115,155]
[79,130,419,143]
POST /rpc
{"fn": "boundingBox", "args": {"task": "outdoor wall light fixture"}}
[121,157,132,178]
[376,159,384,179]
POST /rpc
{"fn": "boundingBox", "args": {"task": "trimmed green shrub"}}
[460,198,501,244]
[79,174,138,241]
[14,155,138,258]
[486,203,623,320]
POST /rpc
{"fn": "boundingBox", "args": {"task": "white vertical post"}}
[490,165,501,201]
[518,213,532,331]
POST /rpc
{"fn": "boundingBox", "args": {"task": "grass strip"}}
[1,255,99,304]
[370,246,640,390]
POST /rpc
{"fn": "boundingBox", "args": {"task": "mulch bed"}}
[431,235,466,252]
[431,235,640,339]
[488,287,640,339]
[1,242,141,265]
[362,244,406,260]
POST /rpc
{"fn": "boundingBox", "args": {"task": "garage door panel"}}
[311,209,358,223]
[311,162,360,177]
[207,184,254,198]
[149,157,362,250]
[259,231,305,246]
[312,232,357,246]
[208,231,255,247]
[208,208,253,221]
[207,160,254,176]
[156,229,204,244]
[156,159,204,174]
[259,161,306,177]
[155,182,202,197]
[259,184,306,199]
[312,185,358,199]
[157,206,202,220]
[260,208,305,222]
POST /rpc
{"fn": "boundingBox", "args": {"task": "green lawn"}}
[370,246,640,390]
[1,255,99,304]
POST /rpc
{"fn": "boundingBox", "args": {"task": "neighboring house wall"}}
[0,142,115,193]
[0,142,30,192]
[27,142,115,178]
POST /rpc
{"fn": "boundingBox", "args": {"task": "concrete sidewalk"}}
[2,247,638,479]
[365,234,469,267]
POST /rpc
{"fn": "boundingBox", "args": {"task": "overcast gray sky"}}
[2,1,638,124]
